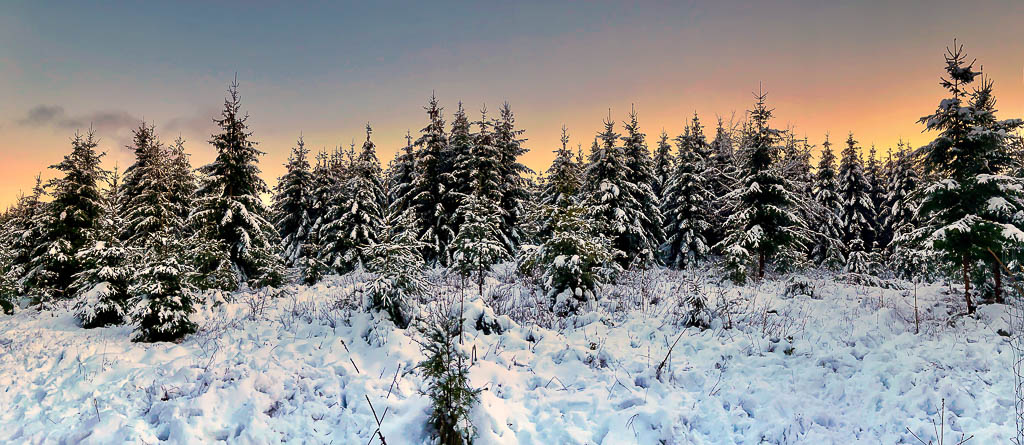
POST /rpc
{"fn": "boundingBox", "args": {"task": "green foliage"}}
[363,209,425,328]
[415,307,481,445]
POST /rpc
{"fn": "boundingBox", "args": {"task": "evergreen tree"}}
[2,174,46,308]
[25,130,106,304]
[73,168,134,327]
[363,209,425,328]
[865,144,885,248]
[272,136,315,267]
[879,142,919,255]
[492,103,532,252]
[915,43,1024,309]
[190,79,283,287]
[451,192,509,295]
[129,231,197,343]
[620,107,665,268]
[661,124,713,269]
[120,122,172,245]
[448,102,475,206]
[837,133,877,254]
[718,90,806,281]
[524,204,615,315]
[707,118,738,247]
[387,131,417,215]
[583,118,637,267]
[810,135,846,268]
[166,136,197,226]
[410,94,458,265]
[539,126,583,208]
[328,124,386,272]
[651,130,675,203]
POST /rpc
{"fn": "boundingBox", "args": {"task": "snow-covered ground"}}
[0,268,1018,444]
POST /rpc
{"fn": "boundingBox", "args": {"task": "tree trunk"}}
[994,261,1003,304]
[963,254,975,314]
[758,251,766,279]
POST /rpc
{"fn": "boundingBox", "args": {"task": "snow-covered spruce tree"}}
[620,108,665,268]
[915,44,1024,309]
[415,305,481,445]
[272,136,315,267]
[363,209,425,328]
[465,108,504,213]
[492,103,532,253]
[120,122,174,246]
[448,102,475,208]
[651,130,675,203]
[129,231,197,343]
[883,143,925,276]
[810,135,847,269]
[410,94,459,265]
[451,192,509,295]
[661,124,713,269]
[705,118,739,249]
[539,126,583,209]
[526,204,616,316]
[25,130,106,305]
[190,79,283,288]
[837,133,877,254]
[1,174,47,310]
[329,124,386,272]
[717,90,806,282]
[386,131,417,216]
[166,136,197,227]
[73,168,135,328]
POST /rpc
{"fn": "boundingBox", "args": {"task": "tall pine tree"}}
[272,136,315,267]
[190,79,283,287]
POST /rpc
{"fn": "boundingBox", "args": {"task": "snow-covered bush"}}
[521,204,616,316]
[363,209,425,328]
[72,240,135,328]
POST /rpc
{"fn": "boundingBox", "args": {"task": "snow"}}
[0,269,1017,444]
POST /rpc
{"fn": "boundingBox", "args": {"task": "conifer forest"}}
[2,3,1024,443]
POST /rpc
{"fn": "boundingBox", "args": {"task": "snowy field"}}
[0,267,1018,444]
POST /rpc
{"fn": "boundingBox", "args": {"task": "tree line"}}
[1,43,1021,341]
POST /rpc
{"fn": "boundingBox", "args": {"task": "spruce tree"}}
[837,133,877,254]
[451,192,509,295]
[718,90,806,281]
[73,168,134,327]
[448,102,475,206]
[332,125,386,272]
[2,174,46,308]
[410,94,458,265]
[387,131,417,215]
[120,122,172,246]
[539,126,583,208]
[129,231,197,342]
[865,144,885,249]
[525,204,615,315]
[810,135,846,268]
[272,136,315,267]
[190,79,283,287]
[916,43,1024,309]
[661,124,713,269]
[651,130,675,203]
[492,103,531,252]
[583,118,640,267]
[707,118,738,247]
[26,130,106,305]
[620,107,665,268]
[364,209,425,328]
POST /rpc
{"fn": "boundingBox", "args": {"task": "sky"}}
[1,0,1022,208]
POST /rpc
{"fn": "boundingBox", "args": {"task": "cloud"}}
[18,105,66,126]
[16,104,139,134]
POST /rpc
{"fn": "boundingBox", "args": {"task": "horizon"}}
[2,0,1022,207]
